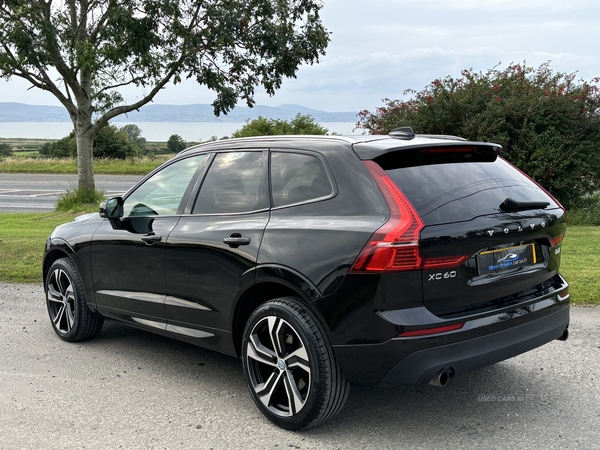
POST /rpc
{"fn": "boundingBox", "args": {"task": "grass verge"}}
[0,212,79,283]
[567,194,600,226]
[55,188,105,213]
[0,155,172,175]
[0,213,597,306]
[560,226,600,305]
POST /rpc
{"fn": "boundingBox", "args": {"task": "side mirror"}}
[99,197,124,219]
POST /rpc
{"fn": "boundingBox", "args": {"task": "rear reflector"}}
[398,322,465,337]
[550,233,565,247]
[422,255,471,269]
[351,161,425,272]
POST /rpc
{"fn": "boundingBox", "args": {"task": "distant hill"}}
[0,102,358,123]
[0,103,70,122]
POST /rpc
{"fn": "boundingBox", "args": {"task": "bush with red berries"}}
[357,62,600,206]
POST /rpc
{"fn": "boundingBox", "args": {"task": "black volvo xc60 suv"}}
[43,129,570,429]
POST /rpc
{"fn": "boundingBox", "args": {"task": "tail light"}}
[351,161,425,272]
[351,161,472,273]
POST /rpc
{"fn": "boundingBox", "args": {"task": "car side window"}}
[271,152,333,207]
[123,154,207,217]
[192,151,265,214]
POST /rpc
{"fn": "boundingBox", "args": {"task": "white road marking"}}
[0,204,54,209]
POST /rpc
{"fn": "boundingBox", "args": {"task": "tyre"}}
[45,257,104,342]
[241,297,349,430]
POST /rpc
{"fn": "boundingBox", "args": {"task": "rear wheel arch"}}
[232,282,304,357]
[232,264,327,357]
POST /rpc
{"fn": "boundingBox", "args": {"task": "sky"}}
[1,0,599,114]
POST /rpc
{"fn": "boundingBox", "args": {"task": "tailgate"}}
[376,145,566,316]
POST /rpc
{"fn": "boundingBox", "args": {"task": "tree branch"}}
[89,5,111,44]
[91,2,207,132]
[93,51,189,133]
[0,2,85,105]
[11,67,77,119]
[93,76,148,97]
[66,0,78,35]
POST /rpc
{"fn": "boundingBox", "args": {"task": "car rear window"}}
[271,152,333,207]
[377,152,557,225]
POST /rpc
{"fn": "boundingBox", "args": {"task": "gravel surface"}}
[1,282,599,449]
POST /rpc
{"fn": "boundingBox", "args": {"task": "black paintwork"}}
[43,134,570,386]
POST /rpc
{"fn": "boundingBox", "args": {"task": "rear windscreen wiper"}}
[500,197,550,212]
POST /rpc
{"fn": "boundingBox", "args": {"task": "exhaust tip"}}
[429,368,452,387]
[557,327,569,341]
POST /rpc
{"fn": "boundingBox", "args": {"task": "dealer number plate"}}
[477,244,536,275]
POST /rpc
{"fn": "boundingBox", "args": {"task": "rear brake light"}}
[418,147,475,154]
[398,322,464,337]
[351,161,424,272]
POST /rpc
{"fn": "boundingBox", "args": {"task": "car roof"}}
[180,135,356,153]
[180,132,502,160]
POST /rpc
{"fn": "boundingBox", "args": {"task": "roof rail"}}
[388,127,415,140]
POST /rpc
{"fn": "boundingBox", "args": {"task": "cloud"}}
[0,0,598,115]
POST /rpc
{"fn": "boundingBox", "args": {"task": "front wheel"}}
[45,257,103,342]
[242,297,349,430]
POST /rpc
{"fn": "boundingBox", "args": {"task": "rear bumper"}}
[380,303,568,386]
[333,281,570,387]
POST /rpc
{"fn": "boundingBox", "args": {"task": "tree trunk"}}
[75,120,96,193]
[72,78,96,193]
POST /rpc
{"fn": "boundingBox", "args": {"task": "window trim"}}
[182,152,215,214]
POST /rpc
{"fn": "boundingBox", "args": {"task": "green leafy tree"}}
[48,132,77,158]
[48,126,139,159]
[38,142,52,156]
[167,134,186,153]
[94,125,140,159]
[356,62,600,206]
[0,1,329,193]
[0,143,13,157]
[232,113,328,137]
[120,124,147,153]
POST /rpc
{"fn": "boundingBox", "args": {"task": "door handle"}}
[141,232,162,244]
[223,234,251,248]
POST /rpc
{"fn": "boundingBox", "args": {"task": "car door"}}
[91,154,208,330]
[164,150,269,352]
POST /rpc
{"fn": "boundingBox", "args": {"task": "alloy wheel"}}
[245,316,311,417]
[47,268,76,334]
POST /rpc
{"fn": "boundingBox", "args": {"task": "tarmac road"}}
[1,283,599,449]
[0,173,142,212]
